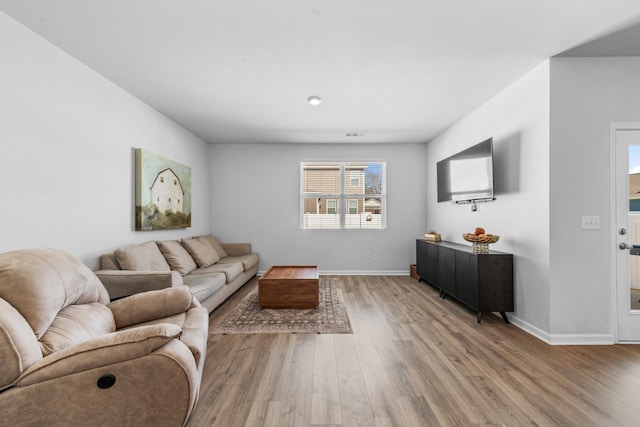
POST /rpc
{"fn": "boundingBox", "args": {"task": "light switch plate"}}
[581,215,600,230]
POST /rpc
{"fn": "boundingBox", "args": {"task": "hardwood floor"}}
[186,275,640,427]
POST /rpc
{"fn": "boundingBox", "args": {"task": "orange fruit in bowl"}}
[474,227,485,236]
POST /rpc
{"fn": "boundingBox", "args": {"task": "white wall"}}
[7,6,637,342]
[0,12,211,268]
[425,62,551,333]
[209,143,427,273]
[424,57,640,342]
[549,57,640,338]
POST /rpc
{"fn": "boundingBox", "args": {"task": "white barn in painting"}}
[150,168,184,213]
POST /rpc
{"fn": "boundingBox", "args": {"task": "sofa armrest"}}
[108,286,195,329]
[221,243,252,257]
[95,270,183,299]
[16,323,182,387]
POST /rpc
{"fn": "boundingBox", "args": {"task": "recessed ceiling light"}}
[308,96,323,106]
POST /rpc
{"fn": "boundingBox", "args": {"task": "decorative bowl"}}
[463,233,499,253]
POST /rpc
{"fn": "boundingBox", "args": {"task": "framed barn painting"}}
[135,148,191,230]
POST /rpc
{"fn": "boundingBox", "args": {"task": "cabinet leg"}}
[477,312,482,323]
[500,312,510,324]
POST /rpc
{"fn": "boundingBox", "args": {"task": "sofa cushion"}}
[39,303,116,357]
[181,237,220,268]
[182,273,226,303]
[217,253,259,272]
[197,235,228,258]
[0,249,110,340]
[157,240,198,275]
[115,241,170,272]
[191,262,243,284]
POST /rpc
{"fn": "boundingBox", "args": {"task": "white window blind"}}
[300,162,386,230]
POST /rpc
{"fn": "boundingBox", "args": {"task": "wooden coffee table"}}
[258,265,319,309]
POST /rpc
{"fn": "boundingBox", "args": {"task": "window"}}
[327,199,337,214]
[348,199,358,214]
[350,170,360,187]
[301,162,385,229]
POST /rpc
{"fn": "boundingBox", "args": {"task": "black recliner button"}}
[97,374,116,389]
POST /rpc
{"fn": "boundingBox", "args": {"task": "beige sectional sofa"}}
[96,235,259,313]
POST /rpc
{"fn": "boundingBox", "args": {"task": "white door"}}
[614,126,640,341]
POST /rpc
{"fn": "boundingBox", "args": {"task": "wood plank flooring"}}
[186,275,640,427]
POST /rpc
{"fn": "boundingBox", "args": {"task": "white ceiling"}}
[2,1,640,144]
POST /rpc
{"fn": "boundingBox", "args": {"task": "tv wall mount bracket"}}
[454,197,496,212]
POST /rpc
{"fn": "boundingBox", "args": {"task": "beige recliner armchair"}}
[0,248,209,426]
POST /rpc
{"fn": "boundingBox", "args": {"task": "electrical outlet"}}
[581,215,600,230]
[372,253,378,261]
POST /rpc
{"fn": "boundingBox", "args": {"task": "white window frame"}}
[327,199,338,215]
[300,161,386,230]
[350,170,360,187]
[348,199,358,214]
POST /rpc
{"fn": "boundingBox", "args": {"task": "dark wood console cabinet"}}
[416,239,513,323]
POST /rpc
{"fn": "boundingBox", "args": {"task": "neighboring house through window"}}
[301,162,386,229]
[631,173,640,211]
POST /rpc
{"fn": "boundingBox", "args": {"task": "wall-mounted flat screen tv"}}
[437,138,495,203]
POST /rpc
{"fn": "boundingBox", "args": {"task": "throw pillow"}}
[196,235,228,258]
[181,237,220,268]
[115,241,170,272]
[156,240,198,275]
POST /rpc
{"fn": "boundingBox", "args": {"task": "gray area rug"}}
[212,277,353,334]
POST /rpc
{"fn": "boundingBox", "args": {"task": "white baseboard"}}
[320,270,410,276]
[509,315,614,345]
[547,334,615,345]
[258,270,410,276]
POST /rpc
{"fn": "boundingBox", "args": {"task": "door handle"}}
[619,243,640,255]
